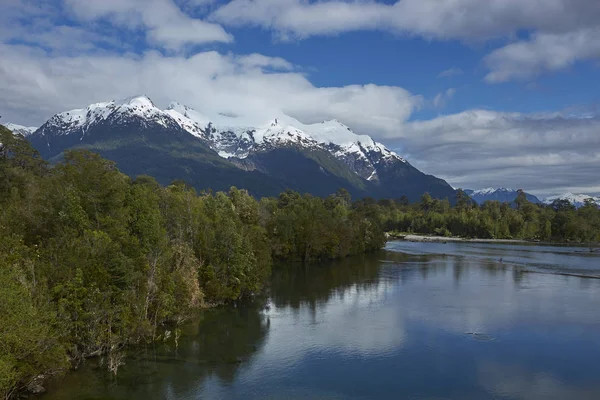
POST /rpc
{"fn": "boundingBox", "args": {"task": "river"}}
[41,241,600,400]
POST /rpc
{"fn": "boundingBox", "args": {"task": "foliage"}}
[377,190,600,243]
[0,126,386,398]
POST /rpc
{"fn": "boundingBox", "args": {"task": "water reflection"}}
[42,242,600,400]
[478,361,600,400]
[270,253,385,309]
[42,307,269,399]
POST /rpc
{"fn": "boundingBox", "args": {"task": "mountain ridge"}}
[543,193,600,208]
[22,95,457,201]
[464,188,541,204]
[4,122,38,136]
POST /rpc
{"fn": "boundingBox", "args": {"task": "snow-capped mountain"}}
[32,95,410,183]
[26,95,456,200]
[35,96,180,139]
[165,102,406,182]
[464,188,541,204]
[4,123,38,137]
[543,193,600,208]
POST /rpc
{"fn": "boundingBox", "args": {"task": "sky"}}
[1,0,599,198]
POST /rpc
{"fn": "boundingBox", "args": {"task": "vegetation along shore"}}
[1,124,599,398]
[0,125,385,398]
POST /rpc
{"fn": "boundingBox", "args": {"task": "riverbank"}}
[388,233,529,245]
[386,233,600,249]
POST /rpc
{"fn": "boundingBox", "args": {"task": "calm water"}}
[42,241,600,400]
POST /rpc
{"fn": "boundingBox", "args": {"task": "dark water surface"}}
[42,241,600,400]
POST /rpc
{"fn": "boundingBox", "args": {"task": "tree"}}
[514,189,527,211]
[420,192,433,214]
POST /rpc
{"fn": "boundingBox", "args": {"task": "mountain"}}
[4,122,38,136]
[464,188,541,204]
[26,95,456,201]
[543,193,600,208]
[29,96,287,197]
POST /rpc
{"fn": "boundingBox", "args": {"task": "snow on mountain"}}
[164,102,212,138]
[5,123,38,136]
[35,95,175,138]
[471,187,508,196]
[165,103,406,181]
[29,96,409,182]
[465,188,541,204]
[543,193,600,208]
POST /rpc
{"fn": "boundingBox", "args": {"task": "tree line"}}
[378,190,600,243]
[0,126,385,398]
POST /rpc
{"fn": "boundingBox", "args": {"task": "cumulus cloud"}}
[0,0,231,52]
[211,0,600,40]
[0,44,421,136]
[211,0,600,81]
[388,110,600,197]
[485,28,600,83]
[64,0,232,49]
[236,53,295,71]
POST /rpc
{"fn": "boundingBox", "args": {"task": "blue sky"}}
[1,0,600,197]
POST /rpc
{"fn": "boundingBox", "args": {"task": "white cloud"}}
[0,44,420,137]
[0,0,231,52]
[485,28,600,83]
[432,88,456,109]
[211,0,600,80]
[211,0,386,39]
[236,53,294,71]
[64,0,232,49]
[388,110,600,196]
[211,0,600,40]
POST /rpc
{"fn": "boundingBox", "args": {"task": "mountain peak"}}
[467,187,541,204]
[4,122,38,136]
[26,95,457,202]
[30,95,409,178]
[36,95,174,137]
[472,187,513,195]
[118,95,156,108]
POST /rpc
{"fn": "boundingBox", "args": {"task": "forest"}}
[377,191,600,243]
[1,123,599,398]
[0,125,385,398]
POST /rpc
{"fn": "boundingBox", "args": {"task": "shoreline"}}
[393,234,528,244]
[386,233,600,248]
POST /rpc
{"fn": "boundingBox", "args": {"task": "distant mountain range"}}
[6,95,456,201]
[464,188,600,209]
[464,188,541,204]
[543,193,600,208]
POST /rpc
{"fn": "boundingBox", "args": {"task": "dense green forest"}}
[377,191,600,243]
[0,126,385,399]
[1,124,598,398]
